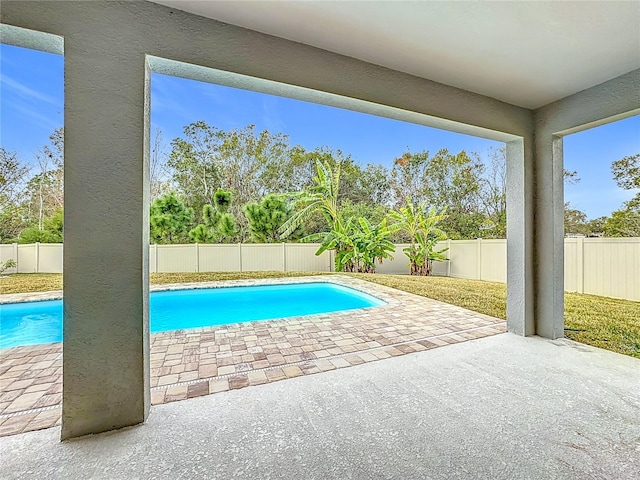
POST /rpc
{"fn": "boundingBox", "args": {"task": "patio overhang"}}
[1,0,639,440]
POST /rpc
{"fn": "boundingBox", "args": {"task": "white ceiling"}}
[150,1,640,109]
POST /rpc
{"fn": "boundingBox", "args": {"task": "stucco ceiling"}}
[150,1,640,109]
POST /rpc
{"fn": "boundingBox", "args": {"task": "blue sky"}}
[2,44,639,219]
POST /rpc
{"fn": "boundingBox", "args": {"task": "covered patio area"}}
[2,333,638,478]
[0,3,638,476]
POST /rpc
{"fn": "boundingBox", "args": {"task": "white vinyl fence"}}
[1,239,639,301]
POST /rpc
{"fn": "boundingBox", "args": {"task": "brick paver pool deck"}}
[0,275,505,437]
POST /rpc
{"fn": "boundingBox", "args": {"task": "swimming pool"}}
[0,282,385,349]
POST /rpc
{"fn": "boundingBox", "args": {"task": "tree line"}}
[140,120,511,243]
[1,122,639,249]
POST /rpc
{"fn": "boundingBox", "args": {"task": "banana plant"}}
[353,217,395,273]
[313,217,394,273]
[388,198,449,275]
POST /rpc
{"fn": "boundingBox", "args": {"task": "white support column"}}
[533,134,565,339]
[61,38,150,439]
[506,138,535,336]
[238,243,243,272]
[195,243,200,273]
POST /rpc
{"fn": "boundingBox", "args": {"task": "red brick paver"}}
[0,275,506,436]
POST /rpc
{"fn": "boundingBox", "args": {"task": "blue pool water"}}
[0,283,385,349]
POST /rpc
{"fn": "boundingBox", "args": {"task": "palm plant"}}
[389,198,449,275]
[280,159,395,273]
[279,159,342,238]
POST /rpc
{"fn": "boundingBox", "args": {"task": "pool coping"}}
[0,274,398,305]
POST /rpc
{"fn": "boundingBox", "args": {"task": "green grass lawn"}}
[2,272,638,358]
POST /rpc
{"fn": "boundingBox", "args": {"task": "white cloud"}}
[0,73,61,106]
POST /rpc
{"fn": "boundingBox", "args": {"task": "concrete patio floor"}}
[1,333,638,479]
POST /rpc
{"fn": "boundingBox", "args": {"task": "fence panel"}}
[564,238,579,292]
[198,244,242,272]
[285,244,332,272]
[156,245,197,273]
[448,240,479,279]
[0,244,18,274]
[583,238,640,301]
[376,244,411,274]
[38,244,63,273]
[480,240,507,283]
[240,244,283,271]
[17,244,37,273]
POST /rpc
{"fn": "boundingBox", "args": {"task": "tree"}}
[167,121,224,215]
[587,216,608,236]
[424,149,484,238]
[18,209,63,244]
[244,194,304,243]
[0,148,30,242]
[150,129,172,201]
[388,199,449,275]
[278,158,388,271]
[339,200,389,229]
[390,148,486,239]
[167,121,303,237]
[606,153,640,238]
[352,164,391,206]
[150,192,194,243]
[189,189,239,243]
[478,147,507,238]
[19,129,64,233]
[563,168,590,237]
[0,147,30,209]
[564,206,589,236]
[611,153,640,209]
[603,208,640,237]
[389,150,431,207]
[280,158,343,238]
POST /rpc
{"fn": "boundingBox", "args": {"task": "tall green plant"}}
[189,188,238,243]
[389,199,448,275]
[150,192,193,243]
[313,217,394,273]
[244,194,304,242]
[279,158,342,237]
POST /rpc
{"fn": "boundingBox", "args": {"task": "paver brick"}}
[265,369,287,382]
[229,375,250,390]
[282,366,303,378]
[187,382,209,398]
[209,379,230,394]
